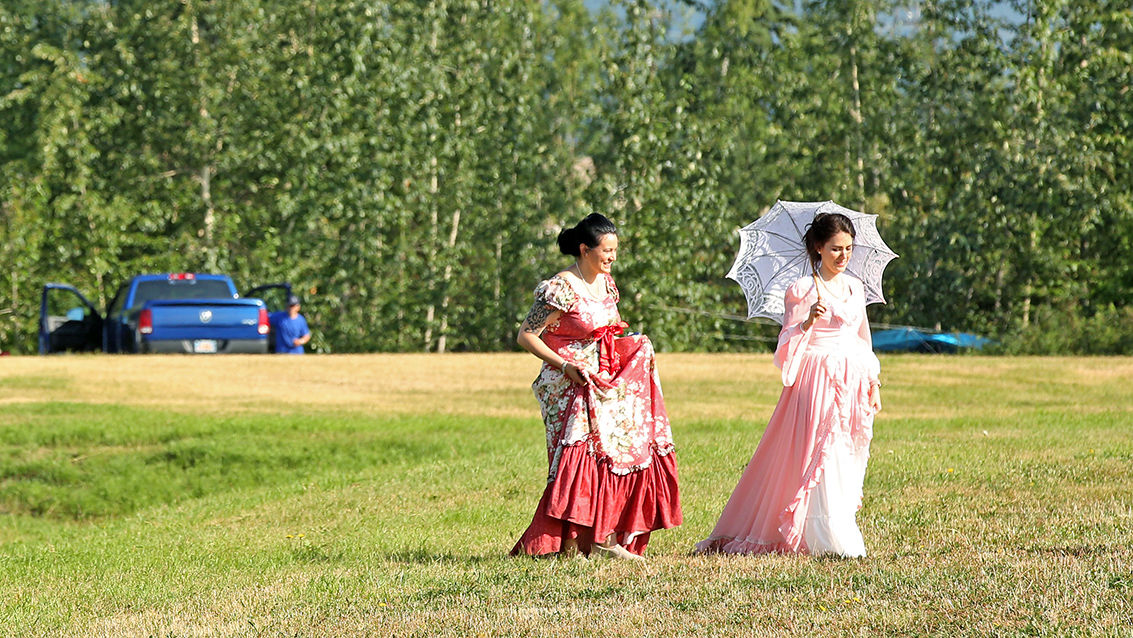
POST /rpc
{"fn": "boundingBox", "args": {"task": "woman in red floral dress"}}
[511,213,682,561]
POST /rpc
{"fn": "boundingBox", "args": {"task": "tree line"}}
[2,0,1130,354]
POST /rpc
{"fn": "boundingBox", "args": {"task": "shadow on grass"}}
[1027,543,1122,557]
[812,553,870,564]
[381,548,497,565]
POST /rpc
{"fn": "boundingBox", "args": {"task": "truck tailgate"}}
[145,299,264,340]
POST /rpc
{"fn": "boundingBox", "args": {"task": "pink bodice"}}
[528,272,675,476]
[774,275,881,388]
[536,273,622,356]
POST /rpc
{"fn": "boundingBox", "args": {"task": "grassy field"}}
[0,354,1130,637]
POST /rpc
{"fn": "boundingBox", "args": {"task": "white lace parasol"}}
[726,200,899,323]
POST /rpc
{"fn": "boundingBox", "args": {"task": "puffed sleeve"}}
[605,273,620,303]
[773,278,817,387]
[854,280,882,383]
[533,276,578,313]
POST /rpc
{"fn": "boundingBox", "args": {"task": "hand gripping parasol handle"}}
[810,261,823,303]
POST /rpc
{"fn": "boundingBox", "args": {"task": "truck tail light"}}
[257,307,270,335]
[138,309,154,335]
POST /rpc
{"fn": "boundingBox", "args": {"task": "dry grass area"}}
[3,353,1129,420]
[0,353,536,417]
[1,354,1131,637]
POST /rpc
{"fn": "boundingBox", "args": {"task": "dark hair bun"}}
[556,227,580,256]
[557,213,617,256]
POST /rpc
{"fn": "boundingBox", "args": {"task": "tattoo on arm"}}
[521,299,555,334]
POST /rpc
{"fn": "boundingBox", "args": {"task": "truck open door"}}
[39,284,103,354]
[243,282,292,353]
[243,282,292,314]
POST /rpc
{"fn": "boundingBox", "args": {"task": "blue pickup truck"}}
[39,274,292,354]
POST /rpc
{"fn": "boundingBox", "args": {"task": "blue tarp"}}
[872,328,992,353]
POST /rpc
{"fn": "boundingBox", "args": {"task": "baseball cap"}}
[287,295,301,306]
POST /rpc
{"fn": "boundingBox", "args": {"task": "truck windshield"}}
[133,280,234,304]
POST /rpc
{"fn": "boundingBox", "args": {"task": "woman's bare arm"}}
[516,299,586,384]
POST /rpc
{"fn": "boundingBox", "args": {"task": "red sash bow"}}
[592,321,629,375]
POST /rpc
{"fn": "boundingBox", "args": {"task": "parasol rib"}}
[727,200,898,323]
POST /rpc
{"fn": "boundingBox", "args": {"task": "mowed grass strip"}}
[0,354,1130,637]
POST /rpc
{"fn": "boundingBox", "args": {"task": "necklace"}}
[571,264,605,298]
[817,273,850,300]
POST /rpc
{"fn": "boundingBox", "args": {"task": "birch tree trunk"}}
[423,152,438,350]
[200,164,217,271]
[848,26,866,205]
[189,4,217,271]
[435,97,462,354]
[435,207,461,353]
[422,4,440,351]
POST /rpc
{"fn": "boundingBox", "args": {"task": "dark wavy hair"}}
[803,212,856,268]
[557,213,617,257]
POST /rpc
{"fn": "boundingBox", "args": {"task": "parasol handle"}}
[810,262,822,302]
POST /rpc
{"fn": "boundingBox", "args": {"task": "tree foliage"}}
[1,0,1130,353]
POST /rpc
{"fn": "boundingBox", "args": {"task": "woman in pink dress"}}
[511,213,682,561]
[696,212,883,558]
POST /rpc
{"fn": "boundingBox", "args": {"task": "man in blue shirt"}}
[275,295,311,354]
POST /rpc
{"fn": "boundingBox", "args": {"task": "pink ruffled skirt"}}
[695,347,874,557]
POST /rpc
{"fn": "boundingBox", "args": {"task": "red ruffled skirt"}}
[511,444,682,557]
